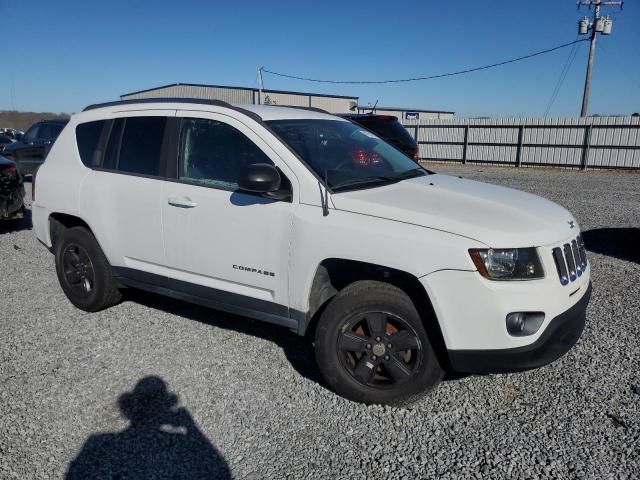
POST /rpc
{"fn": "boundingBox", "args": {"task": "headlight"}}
[469,248,544,280]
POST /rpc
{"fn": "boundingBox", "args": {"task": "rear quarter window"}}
[76,120,107,167]
[362,119,415,145]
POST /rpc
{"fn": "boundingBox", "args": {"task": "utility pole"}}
[257,67,265,105]
[577,0,623,117]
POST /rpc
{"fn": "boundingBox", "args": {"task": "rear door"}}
[79,112,174,277]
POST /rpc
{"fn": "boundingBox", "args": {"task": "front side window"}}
[103,117,166,176]
[266,119,427,192]
[179,118,274,190]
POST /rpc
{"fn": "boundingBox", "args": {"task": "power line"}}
[263,39,588,85]
[544,39,582,116]
[599,43,640,91]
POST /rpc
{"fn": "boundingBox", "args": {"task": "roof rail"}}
[82,97,236,112]
[81,97,263,122]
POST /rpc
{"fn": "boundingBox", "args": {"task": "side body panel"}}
[288,204,482,315]
[31,122,89,247]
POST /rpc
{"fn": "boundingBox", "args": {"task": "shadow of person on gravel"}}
[582,228,640,264]
[124,289,325,387]
[65,376,231,480]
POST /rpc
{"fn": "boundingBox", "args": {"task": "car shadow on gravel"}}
[582,228,640,264]
[125,289,325,386]
[0,207,31,234]
[65,376,231,479]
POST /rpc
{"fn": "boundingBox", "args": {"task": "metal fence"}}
[403,116,640,169]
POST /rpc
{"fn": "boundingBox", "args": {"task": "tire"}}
[315,280,443,405]
[54,226,122,312]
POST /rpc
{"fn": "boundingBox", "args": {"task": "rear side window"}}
[76,120,106,167]
[103,117,167,176]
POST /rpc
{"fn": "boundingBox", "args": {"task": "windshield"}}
[266,119,426,191]
[23,125,38,143]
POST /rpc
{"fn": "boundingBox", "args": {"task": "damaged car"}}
[0,155,25,221]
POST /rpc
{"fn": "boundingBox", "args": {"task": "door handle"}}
[168,196,198,208]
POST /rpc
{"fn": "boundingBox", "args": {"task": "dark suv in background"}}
[2,119,68,175]
[340,114,419,160]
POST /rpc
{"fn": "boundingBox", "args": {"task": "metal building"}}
[120,83,359,114]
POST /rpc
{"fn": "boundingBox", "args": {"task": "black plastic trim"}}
[84,97,232,112]
[113,267,301,331]
[448,282,592,374]
[82,98,263,124]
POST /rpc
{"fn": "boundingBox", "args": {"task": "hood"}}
[1,141,23,153]
[330,174,577,247]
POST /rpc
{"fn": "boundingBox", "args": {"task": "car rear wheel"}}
[54,226,122,312]
[314,280,443,405]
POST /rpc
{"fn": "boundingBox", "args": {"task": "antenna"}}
[322,169,329,217]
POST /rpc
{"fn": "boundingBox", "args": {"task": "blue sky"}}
[1,0,638,117]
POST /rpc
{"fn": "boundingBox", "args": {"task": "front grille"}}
[552,235,587,286]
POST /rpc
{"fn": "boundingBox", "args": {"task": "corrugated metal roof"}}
[121,82,359,100]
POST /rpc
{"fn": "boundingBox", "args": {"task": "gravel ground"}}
[1,165,639,479]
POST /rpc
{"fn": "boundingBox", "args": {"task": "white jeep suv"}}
[32,99,591,405]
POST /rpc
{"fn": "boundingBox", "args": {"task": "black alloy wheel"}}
[337,311,422,388]
[54,226,122,312]
[61,243,95,296]
[315,280,443,405]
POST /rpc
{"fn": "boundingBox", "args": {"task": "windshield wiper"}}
[393,168,426,180]
[331,176,399,192]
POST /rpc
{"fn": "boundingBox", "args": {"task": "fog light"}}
[506,312,545,337]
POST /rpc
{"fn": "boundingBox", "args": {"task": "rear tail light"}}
[350,149,382,167]
[1,165,17,176]
[413,146,420,161]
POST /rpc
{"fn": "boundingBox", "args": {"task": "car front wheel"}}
[314,280,443,405]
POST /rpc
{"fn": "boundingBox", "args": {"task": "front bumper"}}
[448,282,591,373]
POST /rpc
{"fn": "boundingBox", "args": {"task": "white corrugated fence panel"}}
[405,116,640,169]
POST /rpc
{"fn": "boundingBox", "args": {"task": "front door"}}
[161,112,296,319]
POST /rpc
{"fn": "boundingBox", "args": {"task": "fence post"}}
[462,125,469,165]
[581,124,592,170]
[515,125,524,167]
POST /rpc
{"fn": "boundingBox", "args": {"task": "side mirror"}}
[238,163,281,193]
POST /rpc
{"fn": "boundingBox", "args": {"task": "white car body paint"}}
[32,100,590,362]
